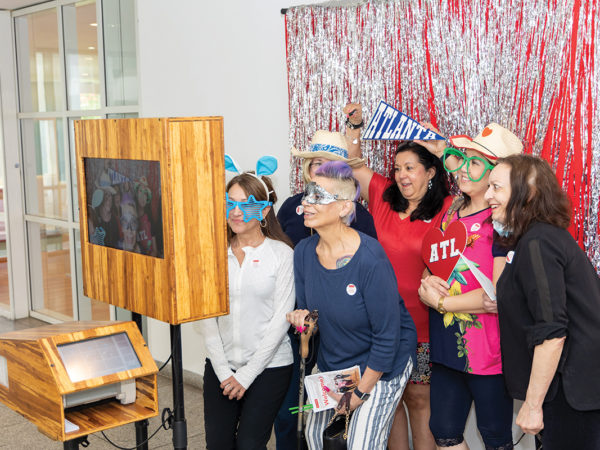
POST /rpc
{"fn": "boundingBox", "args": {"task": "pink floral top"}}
[429,206,502,375]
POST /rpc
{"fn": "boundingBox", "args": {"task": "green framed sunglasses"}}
[442,147,495,182]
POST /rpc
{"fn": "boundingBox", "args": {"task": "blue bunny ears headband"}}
[225,154,278,222]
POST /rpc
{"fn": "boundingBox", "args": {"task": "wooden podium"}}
[0,321,158,442]
[74,117,229,325]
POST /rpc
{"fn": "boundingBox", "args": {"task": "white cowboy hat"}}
[450,123,523,161]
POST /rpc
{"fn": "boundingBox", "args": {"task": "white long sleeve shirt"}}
[199,238,295,389]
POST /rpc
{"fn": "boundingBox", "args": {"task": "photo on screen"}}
[84,158,164,258]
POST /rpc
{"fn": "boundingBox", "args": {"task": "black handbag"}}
[322,392,352,450]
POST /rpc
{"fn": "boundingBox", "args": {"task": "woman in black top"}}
[484,154,600,449]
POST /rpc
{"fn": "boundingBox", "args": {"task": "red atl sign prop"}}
[421,221,468,282]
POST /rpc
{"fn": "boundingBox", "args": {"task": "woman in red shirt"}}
[344,103,451,450]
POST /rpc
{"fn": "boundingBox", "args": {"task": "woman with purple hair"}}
[287,161,417,449]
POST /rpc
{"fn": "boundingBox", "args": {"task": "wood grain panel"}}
[0,321,158,441]
[0,340,63,440]
[75,119,171,322]
[169,118,228,322]
[0,321,115,340]
[75,117,228,324]
[42,321,158,394]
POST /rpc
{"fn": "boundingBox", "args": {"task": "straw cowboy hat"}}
[450,123,523,161]
[291,130,365,168]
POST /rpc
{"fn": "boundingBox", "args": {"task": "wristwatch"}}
[345,118,364,129]
[353,387,370,401]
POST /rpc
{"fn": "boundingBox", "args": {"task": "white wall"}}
[135,2,534,448]
[135,0,319,375]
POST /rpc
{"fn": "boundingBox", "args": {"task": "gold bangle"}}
[437,296,447,314]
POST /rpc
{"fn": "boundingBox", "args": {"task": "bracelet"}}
[345,118,364,129]
[437,296,447,314]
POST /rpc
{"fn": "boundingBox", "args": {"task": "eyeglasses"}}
[442,147,495,182]
[301,182,349,205]
[226,193,272,222]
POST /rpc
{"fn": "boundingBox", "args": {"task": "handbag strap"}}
[327,391,352,439]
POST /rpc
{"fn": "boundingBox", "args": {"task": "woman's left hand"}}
[516,401,544,435]
[414,122,446,158]
[327,389,364,413]
[418,275,449,308]
[220,376,246,400]
[482,292,498,314]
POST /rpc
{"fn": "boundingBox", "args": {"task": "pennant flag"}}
[108,168,131,185]
[362,100,445,141]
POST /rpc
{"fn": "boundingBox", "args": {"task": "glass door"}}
[11,0,138,322]
[0,167,9,310]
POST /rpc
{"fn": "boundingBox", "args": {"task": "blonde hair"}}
[301,158,313,185]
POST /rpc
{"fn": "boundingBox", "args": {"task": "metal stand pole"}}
[131,312,149,450]
[170,324,188,449]
[63,436,88,449]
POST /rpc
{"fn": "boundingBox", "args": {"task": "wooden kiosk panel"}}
[75,117,228,324]
[169,119,228,321]
[0,321,158,442]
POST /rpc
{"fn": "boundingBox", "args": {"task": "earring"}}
[428,179,433,190]
[260,218,267,228]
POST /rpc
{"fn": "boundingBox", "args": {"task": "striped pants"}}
[305,358,413,450]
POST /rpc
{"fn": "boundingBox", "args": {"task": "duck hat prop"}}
[224,154,277,223]
[449,123,523,161]
[291,130,365,168]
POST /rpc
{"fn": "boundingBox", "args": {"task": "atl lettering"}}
[429,238,461,263]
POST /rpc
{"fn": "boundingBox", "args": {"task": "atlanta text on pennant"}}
[362,100,445,141]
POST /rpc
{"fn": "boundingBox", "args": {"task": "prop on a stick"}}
[293,310,318,450]
[421,221,468,282]
[362,101,446,141]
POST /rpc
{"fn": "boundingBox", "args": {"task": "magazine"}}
[304,365,361,412]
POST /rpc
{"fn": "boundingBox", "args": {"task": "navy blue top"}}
[278,193,377,246]
[294,232,417,380]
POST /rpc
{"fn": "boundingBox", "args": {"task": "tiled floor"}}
[0,317,277,449]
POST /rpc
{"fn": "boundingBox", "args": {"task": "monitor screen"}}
[84,158,164,258]
[57,332,142,383]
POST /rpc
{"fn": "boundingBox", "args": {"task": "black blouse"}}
[497,222,600,411]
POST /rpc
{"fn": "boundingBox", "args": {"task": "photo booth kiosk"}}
[74,117,229,324]
[0,321,158,443]
[74,117,229,449]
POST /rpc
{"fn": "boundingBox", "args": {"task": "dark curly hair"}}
[382,142,449,221]
[495,154,571,248]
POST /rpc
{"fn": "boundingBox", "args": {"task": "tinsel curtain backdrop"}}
[284,0,599,272]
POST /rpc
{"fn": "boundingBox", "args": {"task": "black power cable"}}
[99,408,173,450]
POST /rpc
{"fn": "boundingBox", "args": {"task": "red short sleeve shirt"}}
[369,173,451,342]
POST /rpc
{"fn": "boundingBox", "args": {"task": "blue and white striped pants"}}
[304,358,413,450]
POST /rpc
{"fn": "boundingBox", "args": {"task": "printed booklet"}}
[304,365,361,412]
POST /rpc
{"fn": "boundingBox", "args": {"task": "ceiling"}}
[0,0,47,11]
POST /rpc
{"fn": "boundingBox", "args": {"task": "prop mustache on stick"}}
[362,100,446,141]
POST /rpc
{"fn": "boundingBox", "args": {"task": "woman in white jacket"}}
[199,170,295,450]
